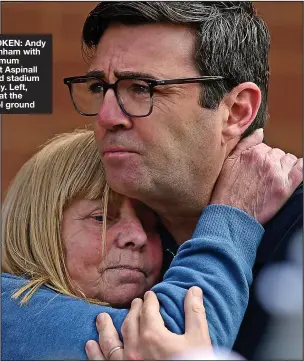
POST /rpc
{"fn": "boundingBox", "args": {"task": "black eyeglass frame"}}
[63,75,225,117]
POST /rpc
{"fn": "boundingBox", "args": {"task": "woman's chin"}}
[104,284,146,308]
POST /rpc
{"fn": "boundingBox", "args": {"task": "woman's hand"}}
[85,286,212,360]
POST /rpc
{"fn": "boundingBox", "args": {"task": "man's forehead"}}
[88,22,197,80]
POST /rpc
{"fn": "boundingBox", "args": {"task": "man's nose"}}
[96,89,132,131]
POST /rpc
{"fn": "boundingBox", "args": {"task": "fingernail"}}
[85,340,94,352]
[131,298,139,307]
[97,313,106,324]
[144,291,150,300]
[191,287,202,298]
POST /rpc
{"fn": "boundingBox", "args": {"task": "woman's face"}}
[62,197,163,307]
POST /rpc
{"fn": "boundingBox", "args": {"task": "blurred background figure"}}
[255,231,303,359]
[170,230,303,361]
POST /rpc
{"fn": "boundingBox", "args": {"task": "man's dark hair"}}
[82,1,270,136]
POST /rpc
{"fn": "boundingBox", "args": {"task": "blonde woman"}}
[2,130,163,308]
[2,129,287,360]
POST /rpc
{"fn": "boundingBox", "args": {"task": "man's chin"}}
[105,172,145,199]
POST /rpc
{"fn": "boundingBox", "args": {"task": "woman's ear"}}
[221,82,261,144]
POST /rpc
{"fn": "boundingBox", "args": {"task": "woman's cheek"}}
[79,230,104,265]
[149,235,164,275]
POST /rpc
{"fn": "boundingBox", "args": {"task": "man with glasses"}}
[64,1,302,358]
[64,74,225,118]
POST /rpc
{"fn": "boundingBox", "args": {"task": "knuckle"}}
[292,163,303,175]
[141,329,157,344]
[256,143,270,154]
[290,167,303,185]
[261,153,273,171]
[286,153,298,161]
[271,148,286,158]
[141,304,150,317]
[247,145,266,162]
[102,337,113,353]
[246,146,258,158]
[192,303,206,316]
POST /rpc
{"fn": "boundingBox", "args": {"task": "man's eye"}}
[92,215,104,222]
[130,83,150,95]
[88,82,103,94]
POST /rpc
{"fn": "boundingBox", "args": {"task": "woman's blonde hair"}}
[2,129,112,305]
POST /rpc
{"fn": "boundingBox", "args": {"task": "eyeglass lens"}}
[71,78,152,116]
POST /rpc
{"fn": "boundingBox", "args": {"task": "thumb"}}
[184,287,211,346]
[230,128,264,159]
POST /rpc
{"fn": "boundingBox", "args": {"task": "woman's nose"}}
[115,198,148,250]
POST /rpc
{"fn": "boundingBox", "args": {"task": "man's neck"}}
[160,213,201,245]
[153,141,238,243]
[148,188,213,245]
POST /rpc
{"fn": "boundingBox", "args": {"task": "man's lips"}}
[103,148,138,158]
[103,146,138,153]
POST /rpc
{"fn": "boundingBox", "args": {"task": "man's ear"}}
[221,82,261,144]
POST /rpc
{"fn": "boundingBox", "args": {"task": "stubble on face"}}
[92,23,227,237]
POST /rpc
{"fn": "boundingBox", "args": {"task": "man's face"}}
[92,23,226,207]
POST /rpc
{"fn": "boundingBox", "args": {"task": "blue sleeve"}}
[151,205,264,349]
[2,205,263,359]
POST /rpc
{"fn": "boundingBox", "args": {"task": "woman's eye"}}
[92,215,104,222]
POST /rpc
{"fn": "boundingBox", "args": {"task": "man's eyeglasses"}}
[63,75,225,118]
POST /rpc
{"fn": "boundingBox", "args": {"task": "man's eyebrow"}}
[85,69,159,81]
[85,69,106,78]
[114,70,158,80]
